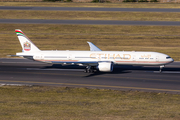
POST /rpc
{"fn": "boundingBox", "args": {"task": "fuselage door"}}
[68,54,72,60]
[133,55,136,61]
[156,56,159,61]
[40,54,44,60]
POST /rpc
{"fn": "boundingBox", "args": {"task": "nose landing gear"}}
[159,65,164,73]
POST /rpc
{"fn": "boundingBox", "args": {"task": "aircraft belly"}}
[115,60,168,66]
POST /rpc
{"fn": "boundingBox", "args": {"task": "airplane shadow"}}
[44,64,85,69]
[43,64,180,77]
[84,70,132,77]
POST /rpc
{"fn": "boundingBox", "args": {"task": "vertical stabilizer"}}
[15,29,40,52]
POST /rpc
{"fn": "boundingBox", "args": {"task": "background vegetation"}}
[1,10,180,21]
[0,2,180,8]
[0,86,180,119]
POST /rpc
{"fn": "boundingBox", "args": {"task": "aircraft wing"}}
[87,42,101,51]
[51,61,98,66]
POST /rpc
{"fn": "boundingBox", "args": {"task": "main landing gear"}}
[159,65,164,73]
[84,66,97,73]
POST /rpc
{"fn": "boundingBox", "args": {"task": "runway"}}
[0,6,180,12]
[1,6,180,94]
[1,19,180,26]
[0,58,180,93]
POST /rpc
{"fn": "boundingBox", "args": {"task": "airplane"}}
[12,29,174,73]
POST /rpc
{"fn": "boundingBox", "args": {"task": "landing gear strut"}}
[84,66,97,73]
[159,65,164,73]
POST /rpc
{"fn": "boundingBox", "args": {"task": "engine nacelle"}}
[97,62,113,72]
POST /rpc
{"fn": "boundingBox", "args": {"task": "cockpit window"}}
[166,56,171,59]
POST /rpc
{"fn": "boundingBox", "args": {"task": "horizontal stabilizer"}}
[7,55,34,60]
[7,55,32,57]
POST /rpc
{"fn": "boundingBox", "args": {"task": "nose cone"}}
[164,55,174,64]
[167,57,174,64]
[171,58,174,63]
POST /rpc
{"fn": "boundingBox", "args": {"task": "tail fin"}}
[15,29,40,52]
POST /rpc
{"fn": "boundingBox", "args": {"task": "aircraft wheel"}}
[84,68,96,73]
[84,69,87,73]
[87,69,91,73]
[93,69,97,73]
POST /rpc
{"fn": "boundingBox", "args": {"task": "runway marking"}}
[159,71,180,74]
[26,68,83,71]
[0,80,180,92]
[0,71,180,83]
[1,62,46,64]
[146,71,180,74]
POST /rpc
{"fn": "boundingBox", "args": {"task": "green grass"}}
[0,86,180,120]
[1,24,180,60]
[1,10,180,21]
[0,2,180,8]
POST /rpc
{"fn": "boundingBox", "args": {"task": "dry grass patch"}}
[1,24,180,60]
[0,2,180,8]
[1,10,180,21]
[0,86,180,119]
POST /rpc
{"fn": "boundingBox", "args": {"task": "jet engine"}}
[97,62,113,72]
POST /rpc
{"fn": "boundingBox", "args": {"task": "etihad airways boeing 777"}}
[13,29,174,73]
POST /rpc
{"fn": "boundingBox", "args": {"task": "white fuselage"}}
[14,29,174,72]
[16,51,174,66]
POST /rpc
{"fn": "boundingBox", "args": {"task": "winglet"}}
[87,42,101,51]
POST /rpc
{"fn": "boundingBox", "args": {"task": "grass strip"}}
[1,24,180,60]
[1,10,180,21]
[0,86,180,119]
[0,2,180,8]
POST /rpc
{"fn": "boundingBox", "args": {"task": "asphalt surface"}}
[0,6,180,12]
[0,58,180,93]
[1,6,180,93]
[1,19,180,26]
